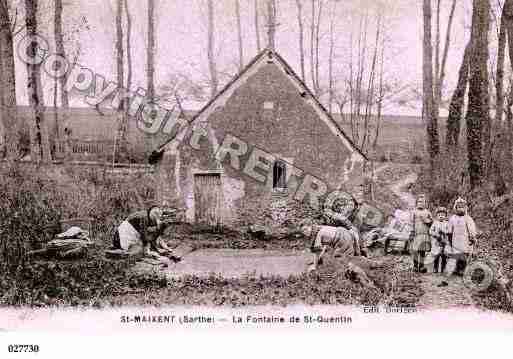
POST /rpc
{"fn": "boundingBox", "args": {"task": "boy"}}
[429,206,450,274]
[409,194,433,273]
[448,197,477,276]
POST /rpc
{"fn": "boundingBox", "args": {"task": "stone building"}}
[150,49,369,229]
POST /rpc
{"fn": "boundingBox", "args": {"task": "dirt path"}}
[390,172,417,210]
[387,169,476,310]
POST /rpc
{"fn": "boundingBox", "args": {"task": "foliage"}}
[415,157,513,313]
[0,250,420,308]
[0,162,422,308]
[0,163,157,271]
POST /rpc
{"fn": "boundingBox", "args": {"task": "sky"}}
[10,0,475,117]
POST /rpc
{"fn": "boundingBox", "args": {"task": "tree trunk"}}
[54,0,68,109]
[328,14,334,115]
[125,0,132,96]
[54,0,67,159]
[503,0,513,170]
[295,0,306,81]
[372,34,385,151]
[115,0,124,107]
[147,0,155,101]
[423,0,440,171]
[495,1,508,128]
[25,0,51,163]
[124,0,132,152]
[434,0,441,112]
[0,0,19,159]
[437,0,457,108]
[254,0,261,53]
[361,14,381,154]
[235,0,243,72]
[309,0,315,92]
[0,37,4,158]
[466,0,490,189]
[446,43,471,149]
[207,0,218,99]
[314,0,323,95]
[113,0,125,163]
[266,0,276,50]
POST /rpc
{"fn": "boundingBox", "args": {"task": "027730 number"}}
[7,344,40,353]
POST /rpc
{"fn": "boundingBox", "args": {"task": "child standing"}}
[429,206,450,274]
[448,197,477,276]
[409,194,433,273]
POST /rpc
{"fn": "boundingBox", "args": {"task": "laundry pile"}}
[29,226,93,259]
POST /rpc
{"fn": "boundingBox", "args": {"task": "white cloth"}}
[57,226,90,239]
[383,210,412,240]
[448,214,477,254]
[118,220,142,251]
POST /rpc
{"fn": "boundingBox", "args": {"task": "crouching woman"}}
[111,205,181,262]
[301,223,361,271]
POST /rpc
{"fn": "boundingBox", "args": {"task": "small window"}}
[273,160,287,189]
[263,101,274,110]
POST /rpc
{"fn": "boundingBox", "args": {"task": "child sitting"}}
[429,206,450,274]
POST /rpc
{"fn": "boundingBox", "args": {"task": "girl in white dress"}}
[447,197,477,276]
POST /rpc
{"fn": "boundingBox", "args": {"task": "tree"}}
[54,0,68,109]
[266,0,276,50]
[147,0,155,101]
[295,0,306,82]
[328,3,335,114]
[207,0,217,99]
[309,0,322,95]
[340,10,386,156]
[125,0,132,99]
[235,0,243,72]
[115,0,124,114]
[254,0,261,53]
[423,0,440,171]
[434,0,457,115]
[466,0,490,189]
[0,0,19,159]
[25,0,51,162]
[446,43,471,148]
[499,0,513,171]
[495,0,508,129]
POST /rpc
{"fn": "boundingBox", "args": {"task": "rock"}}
[345,261,377,290]
[104,249,133,260]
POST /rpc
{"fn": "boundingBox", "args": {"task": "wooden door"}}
[194,173,222,229]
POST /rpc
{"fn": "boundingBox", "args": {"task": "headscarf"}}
[453,197,467,214]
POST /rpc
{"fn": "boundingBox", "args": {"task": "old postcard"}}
[0,0,512,356]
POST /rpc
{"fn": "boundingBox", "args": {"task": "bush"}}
[415,152,513,313]
[0,164,63,273]
[0,162,156,275]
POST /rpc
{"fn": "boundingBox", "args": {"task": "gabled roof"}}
[153,48,367,161]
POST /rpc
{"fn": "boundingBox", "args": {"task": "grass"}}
[0,162,421,308]
[413,153,513,313]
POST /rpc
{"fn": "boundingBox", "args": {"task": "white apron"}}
[448,214,477,254]
[118,220,142,251]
